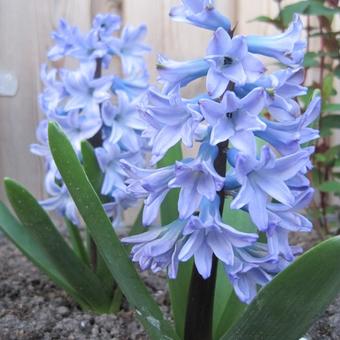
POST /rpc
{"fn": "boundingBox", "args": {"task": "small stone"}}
[56,306,70,317]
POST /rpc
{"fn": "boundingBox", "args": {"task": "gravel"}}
[0,236,168,340]
[1,233,339,339]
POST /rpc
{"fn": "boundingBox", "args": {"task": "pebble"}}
[56,306,70,316]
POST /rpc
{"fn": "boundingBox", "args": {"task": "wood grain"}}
[0,0,338,203]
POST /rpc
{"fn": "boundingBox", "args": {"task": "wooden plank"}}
[1,0,338,205]
[0,0,92,201]
[91,0,121,16]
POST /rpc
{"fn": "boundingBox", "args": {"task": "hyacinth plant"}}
[1,2,340,340]
[0,13,150,313]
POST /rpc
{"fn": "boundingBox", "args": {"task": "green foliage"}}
[278,1,340,26]
[48,122,178,339]
[3,179,111,313]
[255,0,340,233]
[221,236,340,340]
[0,202,91,310]
[319,181,340,194]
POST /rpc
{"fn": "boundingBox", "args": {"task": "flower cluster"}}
[31,14,150,227]
[122,0,320,304]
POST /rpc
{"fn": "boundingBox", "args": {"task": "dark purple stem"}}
[88,58,103,271]
[184,79,234,339]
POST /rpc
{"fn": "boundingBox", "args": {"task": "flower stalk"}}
[184,140,229,340]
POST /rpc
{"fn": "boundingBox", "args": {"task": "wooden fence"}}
[0,0,337,202]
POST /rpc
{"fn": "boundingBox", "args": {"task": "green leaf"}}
[81,140,116,300]
[319,180,340,193]
[158,143,192,339]
[322,145,340,165]
[158,143,182,225]
[299,87,315,109]
[322,74,335,101]
[321,115,340,132]
[221,236,340,340]
[324,103,340,113]
[213,262,245,339]
[4,179,111,313]
[308,1,340,16]
[81,140,103,194]
[222,198,257,234]
[304,52,319,68]
[212,262,233,339]
[281,1,310,25]
[65,218,89,266]
[215,291,245,340]
[212,198,254,338]
[48,122,178,340]
[251,16,282,29]
[0,202,90,310]
[281,0,339,25]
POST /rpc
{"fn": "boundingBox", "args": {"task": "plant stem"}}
[184,256,218,340]
[88,58,103,148]
[88,58,103,270]
[184,140,229,340]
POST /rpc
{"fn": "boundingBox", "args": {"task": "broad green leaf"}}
[81,141,115,300]
[4,179,111,313]
[319,180,340,193]
[48,122,178,340]
[221,236,340,340]
[0,202,90,310]
[158,143,192,339]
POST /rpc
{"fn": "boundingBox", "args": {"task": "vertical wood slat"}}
[91,0,121,17]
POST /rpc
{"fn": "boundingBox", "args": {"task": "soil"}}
[0,232,340,340]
